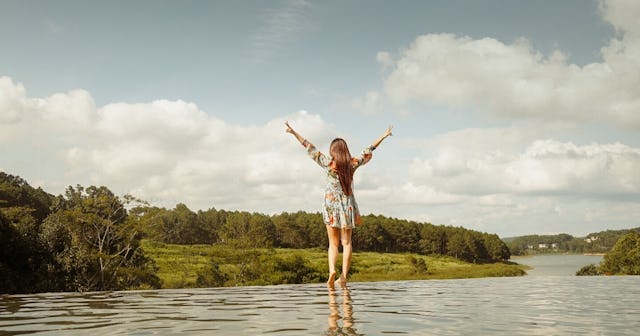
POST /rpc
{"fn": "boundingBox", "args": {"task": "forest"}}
[1,171,511,294]
[576,232,640,276]
[506,227,640,255]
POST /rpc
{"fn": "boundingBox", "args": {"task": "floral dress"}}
[304,141,373,229]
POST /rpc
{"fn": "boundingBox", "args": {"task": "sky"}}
[1,0,639,237]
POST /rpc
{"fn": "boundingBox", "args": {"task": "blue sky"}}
[1,0,639,237]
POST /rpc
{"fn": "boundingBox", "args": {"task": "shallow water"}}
[1,276,638,335]
[514,254,604,276]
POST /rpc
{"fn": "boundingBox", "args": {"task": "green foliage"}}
[1,172,162,293]
[600,232,640,275]
[144,241,526,288]
[351,215,510,263]
[406,255,428,274]
[0,172,54,222]
[196,262,228,287]
[135,206,510,264]
[1,170,518,293]
[271,254,324,284]
[39,185,161,291]
[506,234,575,255]
[272,211,327,248]
[506,228,640,256]
[576,264,602,276]
[0,173,56,293]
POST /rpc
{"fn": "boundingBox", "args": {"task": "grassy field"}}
[141,240,527,289]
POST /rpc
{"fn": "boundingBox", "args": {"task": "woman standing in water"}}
[285,121,392,287]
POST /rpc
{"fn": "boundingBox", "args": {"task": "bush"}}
[406,255,428,274]
[575,264,602,276]
[271,254,324,284]
[196,262,228,287]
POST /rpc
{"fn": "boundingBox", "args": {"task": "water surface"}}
[1,276,638,335]
[514,254,604,276]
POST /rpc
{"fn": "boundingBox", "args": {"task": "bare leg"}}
[338,228,352,287]
[326,225,340,287]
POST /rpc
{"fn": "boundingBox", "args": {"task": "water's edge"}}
[2,276,639,336]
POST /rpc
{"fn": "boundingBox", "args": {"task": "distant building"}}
[538,243,548,249]
[584,236,600,243]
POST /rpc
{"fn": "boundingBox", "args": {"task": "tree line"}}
[1,173,160,294]
[132,205,511,263]
[1,171,510,294]
[506,228,640,255]
[576,232,640,276]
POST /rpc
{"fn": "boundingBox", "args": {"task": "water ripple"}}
[1,276,639,335]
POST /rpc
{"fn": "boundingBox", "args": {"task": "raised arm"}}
[285,121,330,167]
[285,121,308,147]
[352,125,393,169]
[369,125,393,151]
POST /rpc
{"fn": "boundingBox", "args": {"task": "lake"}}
[513,254,604,276]
[1,256,638,335]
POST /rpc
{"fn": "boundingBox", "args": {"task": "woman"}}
[285,121,392,287]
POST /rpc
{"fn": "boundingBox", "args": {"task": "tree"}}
[40,185,160,291]
[247,213,276,248]
[219,211,276,248]
[220,211,251,246]
[483,234,511,261]
[170,203,203,244]
[0,206,53,293]
[273,212,305,248]
[0,172,54,222]
[0,172,57,293]
[600,232,640,275]
[197,207,223,243]
[419,225,447,255]
[446,232,468,261]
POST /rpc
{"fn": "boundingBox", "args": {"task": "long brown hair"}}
[330,138,354,196]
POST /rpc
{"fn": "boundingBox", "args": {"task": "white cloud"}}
[395,126,640,235]
[374,0,640,129]
[376,51,394,69]
[2,76,639,236]
[599,0,640,34]
[0,76,338,213]
[409,129,640,199]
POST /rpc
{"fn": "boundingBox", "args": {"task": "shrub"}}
[575,264,602,276]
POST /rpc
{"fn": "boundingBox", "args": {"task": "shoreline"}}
[510,253,606,258]
[143,241,527,289]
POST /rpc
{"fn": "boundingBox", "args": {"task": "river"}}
[1,255,637,335]
[513,254,604,276]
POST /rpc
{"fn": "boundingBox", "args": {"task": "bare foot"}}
[327,272,337,287]
[337,275,347,287]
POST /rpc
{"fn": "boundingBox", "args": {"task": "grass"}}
[141,240,528,289]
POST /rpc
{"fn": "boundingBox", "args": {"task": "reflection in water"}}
[326,286,361,336]
[1,277,639,335]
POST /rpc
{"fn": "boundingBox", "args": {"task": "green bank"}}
[142,240,527,289]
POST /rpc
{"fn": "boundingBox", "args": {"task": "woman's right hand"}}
[285,121,296,134]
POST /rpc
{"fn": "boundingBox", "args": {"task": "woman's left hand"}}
[384,125,393,137]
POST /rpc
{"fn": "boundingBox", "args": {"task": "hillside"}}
[1,170,514,293]
[505,227,640,255]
